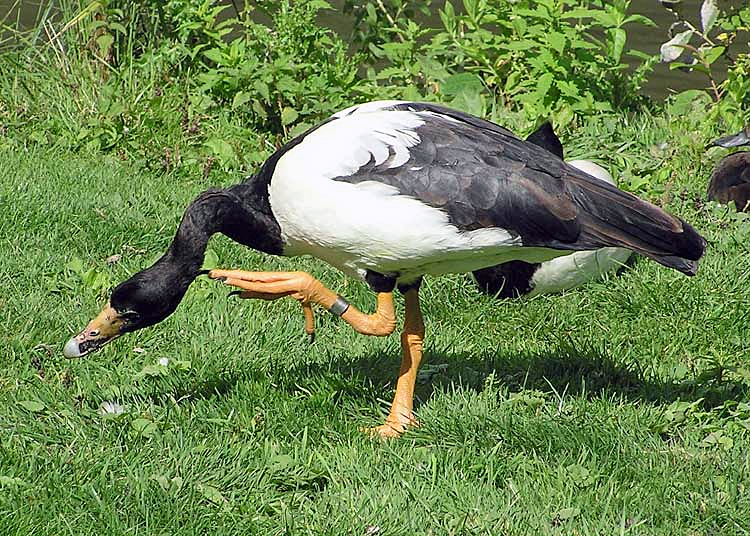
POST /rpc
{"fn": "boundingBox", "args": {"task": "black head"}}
[63,259,194,358]
[109,265,190,333]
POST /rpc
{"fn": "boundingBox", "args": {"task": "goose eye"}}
[89,329,100,337]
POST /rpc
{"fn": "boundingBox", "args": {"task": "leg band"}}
[327,295,350,317]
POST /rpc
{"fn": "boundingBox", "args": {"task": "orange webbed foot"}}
[209,268,396,339]
[210,269,317,341]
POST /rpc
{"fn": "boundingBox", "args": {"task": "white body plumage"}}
[268,101,568,283]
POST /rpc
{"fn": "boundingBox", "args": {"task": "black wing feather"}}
[335,105,579,243]
[332,103,705,274]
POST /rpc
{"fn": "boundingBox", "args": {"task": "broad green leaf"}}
[556,80,580,98]
[623,14,656,27]
[151,474,170,491]
[289,122,312,138]
[660,30,693,62]
[308,0,332,9]
[504,71,521,93]
[563,7,601,19]
[253,80,270,102]
[18,400,45,413]
[669,89,710,115]
[66,257,84,274]
[135,364,167,379]
[589,10,619,28]
[534,72,554,100]
[702,45,725,66]
[608,27,626,63]
[565,464,595,488]
[204,138,234,165]
[131,418,158,438]
[202,248,219,270]
[554,507,581,521]
[450,91,485,117]
[196,483,228,506]
[441,73,484,97]
[701,0,719,33]
[252,99,267,119]
[108,22,127,34]
[547,32,566,55]
[232,92,252,110]
[96,34,114,56]
[463,0,479,21]
[203,48,225,64]
[151,474,183,493]
[552,105,574,128]
[512,16,527,36]
[440,2,456,34]
[281,107,298,126]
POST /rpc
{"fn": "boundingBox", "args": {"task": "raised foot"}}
[208,268,397,338]
[209,269,318,339]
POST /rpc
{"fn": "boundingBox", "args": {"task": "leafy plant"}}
[350,0,657,125]
[658,0,750,119]
[196,1,368,137]
[0,0,664,177]
[58,257,112,298]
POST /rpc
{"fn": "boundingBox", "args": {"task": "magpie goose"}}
[473,122,633,298]
[707,127,750,212]
[64,101,706,438]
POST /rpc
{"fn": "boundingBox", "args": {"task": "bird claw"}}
[212,269,318,342]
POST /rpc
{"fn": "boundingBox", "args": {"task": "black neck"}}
[166,190,224,278]
[164,183,283,281]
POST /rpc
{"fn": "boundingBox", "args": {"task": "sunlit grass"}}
[1,114,750,534]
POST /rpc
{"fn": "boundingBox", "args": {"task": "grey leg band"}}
[328,295,350,317]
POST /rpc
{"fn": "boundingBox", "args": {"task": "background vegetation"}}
[1,0,750,534]
[2,0,747,182]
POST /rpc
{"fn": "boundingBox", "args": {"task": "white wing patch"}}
[332,100,409,118]
[275,102,424,182]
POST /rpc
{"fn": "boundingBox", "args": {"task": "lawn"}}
[1,113,750,535]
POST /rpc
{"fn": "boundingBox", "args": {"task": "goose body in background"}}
[707,127,750,212]
[473,123,633,298]
[64,101,706,438]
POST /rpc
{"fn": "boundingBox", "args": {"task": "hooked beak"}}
[63,302,126,358]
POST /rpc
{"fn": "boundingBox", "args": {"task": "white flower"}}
[158,357,170,367]
[98,401,126,417]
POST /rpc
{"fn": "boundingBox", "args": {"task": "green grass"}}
[1,112,750,535]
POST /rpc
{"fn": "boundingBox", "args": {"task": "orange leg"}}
[369,286,425,439]
[209,270,397,339]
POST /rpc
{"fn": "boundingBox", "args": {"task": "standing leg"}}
[370,281,425,439]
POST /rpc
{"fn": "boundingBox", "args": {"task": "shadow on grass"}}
[284,343,749,411]
[120,341,747,413]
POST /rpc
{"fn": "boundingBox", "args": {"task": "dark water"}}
[0,0,743,100]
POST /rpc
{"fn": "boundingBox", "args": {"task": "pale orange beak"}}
[63,302,126,358]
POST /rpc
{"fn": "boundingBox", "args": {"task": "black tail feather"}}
[562,169,706,275]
